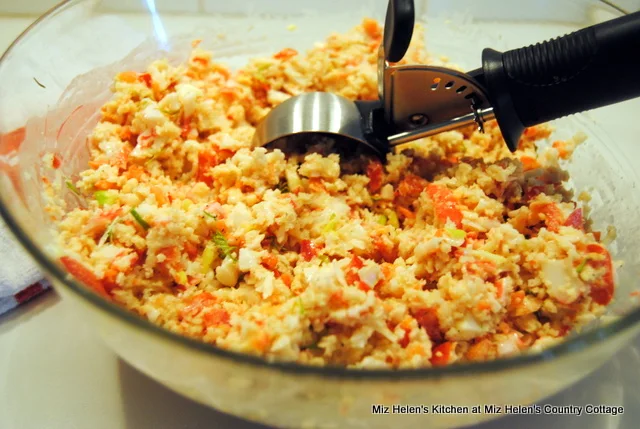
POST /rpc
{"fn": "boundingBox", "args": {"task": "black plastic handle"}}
[383,0,415,62]
[482,11,640,151]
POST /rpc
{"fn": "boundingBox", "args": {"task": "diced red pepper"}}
[111,146,131,171]
[219,86,239,101]
[362,18,382,39]
[552,140,570,159]
[430,342,452,366]
[203,308,230,327]
[280,272,293,288]
[138,72,152,88]
[520,156,540,171]
[94,180,118,191]
[60,256,109,299]
[345,269,358,284]
[197,151,218,186]
[495,278,504,299]
[372,235,397,263]
[399,330,410,348]
[261,254,279,271]
[585,243,615,305]
[192,57,209,66]
[328,290,348,308]
[307,178,326,193]
[523,126,538,138]
[533,202,564,232]
[273,48,298,61]
[366,161,384,193]
[197,149,233,187]
[158,246,179,259]
[545,204,564,232]
[427,184,463,227]
[558,325,571,337]
[253,82,270,106]
[345,255,370,290]
[346,271,369,291]
[182,292,217,317]
[465,338,493,361]
[126,165,145,180]
[300,240,318,262]
[52,154,62,169]
[413,308,443,343]
[158,246,181,271]
[564,208,584,231]
[117,71,138,83]
[119,126,133,143]
[212,64,231,79]
[183,241,199,260]
[137,132,154,149]
[396,174,429,200]
[102,267,121,293]
[349,255,364,270]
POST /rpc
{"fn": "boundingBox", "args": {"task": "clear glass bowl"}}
[1,1,639,428]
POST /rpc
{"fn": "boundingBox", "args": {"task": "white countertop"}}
[1,13,640,429]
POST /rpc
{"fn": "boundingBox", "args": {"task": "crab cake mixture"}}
[51,19,616,368]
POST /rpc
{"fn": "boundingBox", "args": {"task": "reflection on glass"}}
[143,0,169,50]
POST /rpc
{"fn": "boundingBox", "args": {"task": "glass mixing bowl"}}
[1,1,639,428]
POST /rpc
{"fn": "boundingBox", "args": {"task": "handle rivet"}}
[409,113,429,126]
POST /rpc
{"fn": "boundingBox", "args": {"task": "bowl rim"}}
[1,0,639,381]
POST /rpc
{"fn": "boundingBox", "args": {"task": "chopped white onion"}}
[238,248,258,272]
[358,265,381,288]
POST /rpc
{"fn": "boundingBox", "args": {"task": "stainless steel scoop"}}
[253,0,640,157]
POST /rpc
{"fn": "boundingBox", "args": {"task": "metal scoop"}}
[254,0,640,156]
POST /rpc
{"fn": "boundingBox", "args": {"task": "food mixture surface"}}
[51,19,616,368]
